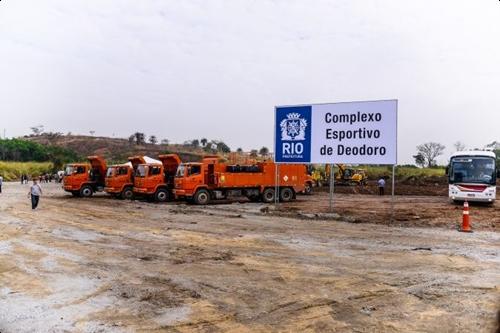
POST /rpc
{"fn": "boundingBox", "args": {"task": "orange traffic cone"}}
[459,201,472,233]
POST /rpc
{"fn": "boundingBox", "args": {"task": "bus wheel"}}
[80,185,93,198]
[154,189,169,202]
[280,187,293,202]
[262,188,275,203]
[194,189,210,205]
[121,187,134,200]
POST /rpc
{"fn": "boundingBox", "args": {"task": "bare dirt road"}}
[0,182,499,332]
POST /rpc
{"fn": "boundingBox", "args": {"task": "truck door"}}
[148,165,164,190]
[115,167,130,187]
[207,163,215,185]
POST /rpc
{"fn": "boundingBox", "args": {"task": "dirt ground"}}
[0,182,499,332]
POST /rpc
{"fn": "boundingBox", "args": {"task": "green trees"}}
[0,138,79,167]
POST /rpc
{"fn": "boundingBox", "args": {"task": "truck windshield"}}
[136,165,147,177]
[175,165,185,177]
[449,156,496,185]
[64,166,75,176]
[65,165,85,175]
[106,167,115,177]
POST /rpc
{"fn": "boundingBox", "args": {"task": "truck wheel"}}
[262,188,275,203]
[80,185,93,198]
[194,189,210,205]
[304,183,313,195]
[154,189,169,202]
[121,187,134,200]
[280,187,294,202]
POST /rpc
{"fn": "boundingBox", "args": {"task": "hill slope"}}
[25,134,205,163]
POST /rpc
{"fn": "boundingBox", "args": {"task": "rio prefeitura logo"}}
[280,112,308,141]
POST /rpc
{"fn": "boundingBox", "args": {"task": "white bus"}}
[447,151,498,203]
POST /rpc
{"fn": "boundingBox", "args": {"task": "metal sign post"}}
[329,164,334,212]
[391,164,396,223]
[274,163,279,210]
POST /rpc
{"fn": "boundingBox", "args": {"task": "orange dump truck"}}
[133,154,181,202]
[63,156,107,197]
[173,157,313,204]
[104,156,152,200]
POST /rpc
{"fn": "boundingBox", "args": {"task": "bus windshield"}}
[449,156,496,185]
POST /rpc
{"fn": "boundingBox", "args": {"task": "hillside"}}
[24,134,205,163]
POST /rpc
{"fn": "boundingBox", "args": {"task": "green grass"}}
[313,165,446,180]
[362,165,445,179]
[0,161,54,181]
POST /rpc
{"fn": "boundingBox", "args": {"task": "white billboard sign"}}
[275,100,397,164]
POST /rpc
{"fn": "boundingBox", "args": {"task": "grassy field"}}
[363,165,446,179]
[0,161,54,181]
[313,165,446,180]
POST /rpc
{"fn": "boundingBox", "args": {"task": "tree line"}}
[0,138,80,170]
[127,132,271,157]
[413,141,500,168]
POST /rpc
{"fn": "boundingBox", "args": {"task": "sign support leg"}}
[391,164,396,223]
[329,164,334,213]
[275,163,279,210]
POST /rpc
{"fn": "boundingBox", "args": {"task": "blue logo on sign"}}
[275,106,311,163]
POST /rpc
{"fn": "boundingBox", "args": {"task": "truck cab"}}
[104,156,152,200]
[104,162,134,199]
[63,156,107,197]
[174,158,217,200]
[133,154,181,202]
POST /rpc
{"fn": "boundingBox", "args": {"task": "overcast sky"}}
[1,1,500,164]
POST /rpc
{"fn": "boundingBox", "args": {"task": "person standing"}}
[28,178,42,209]
[378,177,386,196]
[0,175,3,194]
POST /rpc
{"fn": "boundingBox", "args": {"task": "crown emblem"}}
[280,112,307,141]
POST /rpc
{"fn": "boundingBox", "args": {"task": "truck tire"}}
[280,187,294,202]
[121,187,134,200]
[304,183,313,195]
[154,188,169,202]
[80,185,93,198]
[194,189,210,205]
[262,188,275,203]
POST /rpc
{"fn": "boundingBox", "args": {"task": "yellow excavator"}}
[312,164,367,186]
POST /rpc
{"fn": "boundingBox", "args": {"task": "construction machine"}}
[312,164,367,186]
[334,164,368,186]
